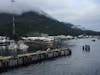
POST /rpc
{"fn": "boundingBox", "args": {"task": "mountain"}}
[0,11,100,36]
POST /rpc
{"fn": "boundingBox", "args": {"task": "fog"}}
[0,0,100,31]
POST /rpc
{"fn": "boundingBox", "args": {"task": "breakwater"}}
[0,48,71,73]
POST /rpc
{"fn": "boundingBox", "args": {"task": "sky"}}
[0,0,100,31]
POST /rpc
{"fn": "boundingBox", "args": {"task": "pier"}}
[0,48,71,73]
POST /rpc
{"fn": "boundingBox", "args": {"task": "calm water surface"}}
[1,38,100,75]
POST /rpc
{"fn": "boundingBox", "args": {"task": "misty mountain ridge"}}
[0,10,100,36]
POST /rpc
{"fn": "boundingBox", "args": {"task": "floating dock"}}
[0,48,71,73]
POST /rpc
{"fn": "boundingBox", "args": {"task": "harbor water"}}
[1,38,100,75]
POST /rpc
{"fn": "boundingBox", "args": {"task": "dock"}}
[0,48,71,73]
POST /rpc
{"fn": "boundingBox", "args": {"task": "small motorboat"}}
[92,39,96,42]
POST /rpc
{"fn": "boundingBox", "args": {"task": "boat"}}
[0,39,10,46]
[92,39,96,42]
[8,40,29,51]
[82,44,90,51]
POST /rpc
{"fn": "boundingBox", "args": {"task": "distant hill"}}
[0,11,100,36]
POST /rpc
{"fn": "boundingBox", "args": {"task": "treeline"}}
[0,11,99,36]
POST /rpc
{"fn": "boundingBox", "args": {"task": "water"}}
[1,38,100,75]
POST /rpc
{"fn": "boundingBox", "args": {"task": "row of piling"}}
[0,48,71,73]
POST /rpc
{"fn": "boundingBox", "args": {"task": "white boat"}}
[8,41,18,50]
[17,40,29,52]
[0,39,10,46]
[8,40,29,52]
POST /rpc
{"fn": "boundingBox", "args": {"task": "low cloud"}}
[0,0,100,31]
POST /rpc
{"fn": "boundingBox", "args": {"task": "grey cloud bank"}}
[0,0,100,31]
